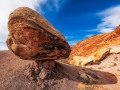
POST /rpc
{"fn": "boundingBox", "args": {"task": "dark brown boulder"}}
[6,7,70,60]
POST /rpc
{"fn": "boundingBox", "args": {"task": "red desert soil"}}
[0,50,120,90]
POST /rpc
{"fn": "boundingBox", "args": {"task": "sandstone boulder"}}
[69,56,86,66]
[81,48,110,66]
[70,48,110,66]
[6,7,70,60]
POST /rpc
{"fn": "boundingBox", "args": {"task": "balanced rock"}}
[6,7,70,60]
[68,25,120,66]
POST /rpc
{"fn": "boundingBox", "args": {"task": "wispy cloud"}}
[86,34,94,38]
[97,5,120,33]
[68,40,78,46]
[44,0,65,12]
[65,35,74,39]
[53,0,60,12]
[85,29,98,32]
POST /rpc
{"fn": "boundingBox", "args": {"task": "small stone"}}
[34,67,41,75]
[51,81,57,85]
[29,76,35,80]
[39,68,48,80]
[79,73,88,79]
[114,56,118,61]
[24,69,31,77]
[41,83,45,89]
[98,67,103,69]
[79,72,96,84]
[109,62,117,67]
[89,67,94,70]
[117,69,120,71]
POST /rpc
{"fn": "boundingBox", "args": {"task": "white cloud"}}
[44,0,65,12]
[53,0,60,11]
[97,5,120,33]
[53,0,65,12]
[0,0,64,50]
[0,0,46,43]
[0,0,47,50]
[0,42,8,50]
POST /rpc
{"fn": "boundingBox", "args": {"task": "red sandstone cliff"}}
[68,25,120,66]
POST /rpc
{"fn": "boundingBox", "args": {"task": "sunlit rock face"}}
[68,25,120,66]
[6,7,70,60]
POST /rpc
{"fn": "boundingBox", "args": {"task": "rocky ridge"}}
[68,25,120,66]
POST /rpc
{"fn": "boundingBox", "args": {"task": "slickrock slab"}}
[109,45,120,54]
[70,48,110,66]
[6,7,70,60]
[69,25,120,66]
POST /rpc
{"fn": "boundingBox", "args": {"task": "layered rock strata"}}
[68,26,120,66]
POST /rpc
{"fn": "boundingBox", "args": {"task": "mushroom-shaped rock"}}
[6,7,70,60]
[6,7,71,80]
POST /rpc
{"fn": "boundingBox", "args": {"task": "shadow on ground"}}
[55,61,118,85]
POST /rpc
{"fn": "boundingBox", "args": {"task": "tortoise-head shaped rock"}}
[6,7,71,60]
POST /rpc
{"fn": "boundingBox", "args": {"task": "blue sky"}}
[0,0,120,50]
[37,0,120,46]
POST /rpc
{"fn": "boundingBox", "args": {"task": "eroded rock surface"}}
[6,7,70,60]
[69,25,120,66]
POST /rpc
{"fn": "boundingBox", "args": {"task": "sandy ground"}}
[0,50,78,90]
[0,50,120,90]
[85,53,120,90]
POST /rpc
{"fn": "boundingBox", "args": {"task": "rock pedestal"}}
[6,7,71,80]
